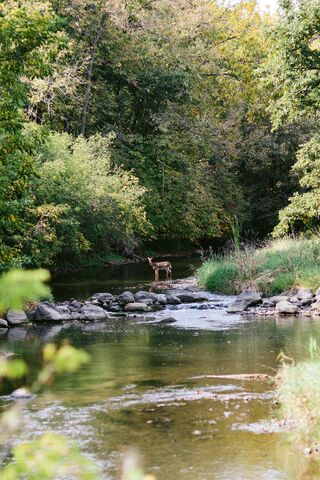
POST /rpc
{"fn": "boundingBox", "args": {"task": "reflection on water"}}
[1,312,320,479]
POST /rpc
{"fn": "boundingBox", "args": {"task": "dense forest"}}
[1,0,319,270]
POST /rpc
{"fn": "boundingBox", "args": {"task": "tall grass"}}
[276,338,320,446]
[198,237,320,294]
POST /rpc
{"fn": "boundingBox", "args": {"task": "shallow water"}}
[2,260,320,479]
[51,256,202,300]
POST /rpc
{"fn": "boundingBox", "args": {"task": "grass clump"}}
[276,338,320,446]
[197,258,237,295]
[197,237,320,294]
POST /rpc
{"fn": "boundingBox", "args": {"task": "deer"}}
[147,257,172,282]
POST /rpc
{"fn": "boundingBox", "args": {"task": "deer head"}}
[147,256,153,266]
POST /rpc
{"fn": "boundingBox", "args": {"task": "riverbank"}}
[197,237,320,295]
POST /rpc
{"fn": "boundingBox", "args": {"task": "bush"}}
[198,237,320,294]
[24,132,152,266]
[276,338,320,446]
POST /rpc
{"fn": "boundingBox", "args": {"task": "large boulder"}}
[275,300,299,315]
[134,291,158,303]
[6,310,28,326]
[117,291,135,306]
[227,290,262,314]
[35,303,64,322]
[125,302,149,312]
[80,304,108,321]
[296,288,315,301]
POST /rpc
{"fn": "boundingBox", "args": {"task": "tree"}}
[265,0,320,235]
[0,1,61,269]
[25,132,151,265]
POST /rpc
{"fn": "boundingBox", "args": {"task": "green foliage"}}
[0,268,96,478]
[1,433,98,480]
[0,1,61,268]
[276,337,320,446]
[265,0,320,127]
[198,237,320,294]
[274,135,320,236]
[0,269,50,311]
[0,359,28,380]
[43,343,90,374]
[1,0,314,268]
[27,0,291,248]
[197,258,238,295]
[266,1,320,237]
[24,132,151,265]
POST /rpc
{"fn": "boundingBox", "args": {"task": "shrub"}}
[276,338,320,446]
[198,237,320,294]
[25,132,152,266]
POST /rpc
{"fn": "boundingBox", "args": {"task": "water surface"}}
[51,256,201,300]
[1,260,320,479]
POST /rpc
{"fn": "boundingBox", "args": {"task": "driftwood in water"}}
[205,374,273,380]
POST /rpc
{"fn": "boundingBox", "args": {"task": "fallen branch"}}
[204,373,273,380]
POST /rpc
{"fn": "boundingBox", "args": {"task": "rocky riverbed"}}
[227,287,320,317]
[3,275,320,330]
[0,278,220,329]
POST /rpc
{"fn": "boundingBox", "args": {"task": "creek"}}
[1,257,320,479]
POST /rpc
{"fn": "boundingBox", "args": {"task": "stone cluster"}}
[227,287,320,317]
[0,289,210,329]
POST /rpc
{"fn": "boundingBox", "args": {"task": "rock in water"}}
[70,299,82,309]
[269,295,289,304]
[134,291,158,303]
[227,290,262,313]
[117,291,135,306]
[296,288,315,302]
[125,303,149,312]
[90,293,115,305]
[11,387,33,399]
[168,290,199,303]
[35,303,64,322]
[158,317,176,324]
[0,318,8,328]
[157,294,167,305]
[6,310,28,326]
[275,301,298,315]
[166,295,181,305]
[80,304,108,321]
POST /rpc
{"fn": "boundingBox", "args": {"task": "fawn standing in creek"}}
[147,257,172,281]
